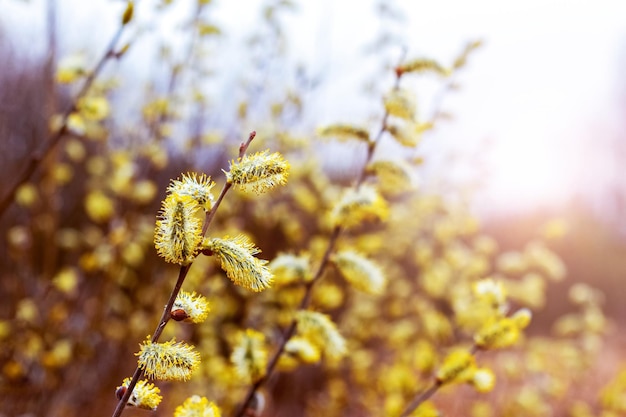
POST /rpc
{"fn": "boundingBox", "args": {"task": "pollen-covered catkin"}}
[225,150,290,194]
[171,290,210,323]
[231,329,268,383]
[332,251,386,294]
[202,235,273,292]
[331,185,389,229]
[435,349,476,385]
[136,338,201,381]
[317,124,370,142]
[167,172,216,212]
[115,378,162,410]
[269,253,312,285]
[154,194,203,265]
[296,311,347,360]
[174,395,221,417]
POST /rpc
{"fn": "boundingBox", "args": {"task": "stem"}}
[111,132,256,417]
[42,0,59,280]
[111,264,190,417]
[233,226,341,417]
[0,11,127,219]
[354,54,405,188]
[398,382,442,417]
[232,56,409,417]
[399,344,480,416]
[146,1,204,143]
[202,131,256,236]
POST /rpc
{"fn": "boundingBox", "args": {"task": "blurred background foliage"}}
[1,0,625,416]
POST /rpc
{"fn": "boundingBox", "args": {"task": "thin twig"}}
[355,51,405,188]
[233,54,408,417]
[399,344,480,416]
[111,131,256,417]
[146,1,205,143]
[111,264,190,417]
[233,225,342,417]
[398,382,441,417]
[0,10,128,219]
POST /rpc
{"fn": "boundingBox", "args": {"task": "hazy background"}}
[2,0,626,320]
[4,0,626,216]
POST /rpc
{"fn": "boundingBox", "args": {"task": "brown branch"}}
[0,9,128,219]
[112,131,256,417]
[399,344,480,416]
[111,264,191,417]
[398,382,442,417]
[233,226,342,417]
[146,0,205,143]
[233,54,409,417]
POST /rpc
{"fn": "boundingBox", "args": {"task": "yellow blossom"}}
[384,89,416,120]
[116,378,162,410]
[56,54,86,83]
[471,368,496,393]
[231,329,268,383]
[225,150,290,194]
[154,194,203,265]
[167,172,216,212]
[77,96,110,121]
[366,159,415,193]
[136,338,201,381]
[332,250,386,294]
[317,124,370,142]
[52,267,79,295]
[269,253,312,285]
[474,308,531,350]
[85,190,115,223]
[396,58,450,76]
[203,235,272,291]
[174,395,221,417]
[171,290,210,323]
[436,349,476,385]
[284,337,321,364]
[331,185,389,229]
[386,120,431,147]
[296,310,346,360]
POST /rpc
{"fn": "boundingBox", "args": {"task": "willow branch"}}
[398,382,441,417]
[0,9,129,219]
[112,131,256,417]
[233,55,408,417]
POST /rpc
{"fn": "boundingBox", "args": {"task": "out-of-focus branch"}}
[0,2,133,219]
[233,55,407,417]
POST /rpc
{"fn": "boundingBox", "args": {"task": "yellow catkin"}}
[230,329,268,383]
[203,236,273,292]
[171,290,210,324]
[136,338,201,381]
[296,311,346,359]
[226,150,290,194]
[174,395,221,417]
[167,172,216,212]
[269,253,312,285]
[436,349,476,385]
[332,251,386,294]
[331,185,389,229]
[116,378,162,410]
[317,124,370,142]
[397,58,450,76]
[154,194,203,265]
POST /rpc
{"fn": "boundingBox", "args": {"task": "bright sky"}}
[284,0,626,214]
[4,0,626,214]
